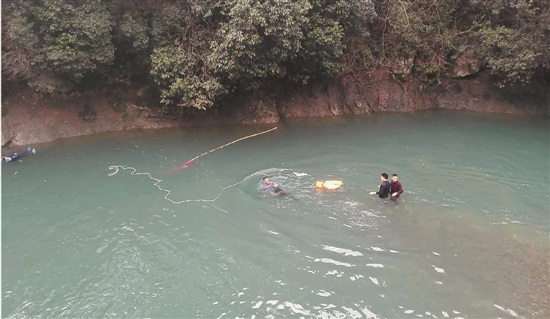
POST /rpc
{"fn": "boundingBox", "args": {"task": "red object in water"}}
[182,159,194,167]
[169,127,278,174]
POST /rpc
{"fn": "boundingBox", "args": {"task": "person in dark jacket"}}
[390,174,404,199]
[370,173,390,198]
[2,153,18,162]
[2,147,36,162]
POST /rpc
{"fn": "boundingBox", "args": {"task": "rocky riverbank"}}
[2,69,548,148]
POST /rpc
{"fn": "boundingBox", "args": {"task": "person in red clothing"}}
[390,174,404,199]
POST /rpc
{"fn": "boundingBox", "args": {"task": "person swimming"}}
[2,154,18,162]
[2,147,36,162]
[261,177,283,196]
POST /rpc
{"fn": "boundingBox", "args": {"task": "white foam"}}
[442,311,449,317]
[405,310,414,314]
[317,290,332,297]
[252,301,262,309]
[325,270,344,277]
[432,265,445,273]
[284,301,311,316]
[371,247,384,252]
[432,252,440,256]
[342,306,363,318]
[366,263,384,268]
[362,306,379,319]
[323,245,363,257]
[389,250,399,253]
[293,172,309,177]
[314,258,353,267]
[494,304,519,317]
[369,277,380,286]
[96,242,108,254]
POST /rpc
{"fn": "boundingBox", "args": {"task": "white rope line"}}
[107,165,290,204]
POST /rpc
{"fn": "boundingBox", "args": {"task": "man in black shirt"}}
[370,173,390,198]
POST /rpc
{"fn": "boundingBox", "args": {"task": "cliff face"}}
[2,69,548,148]
[265,69,549,119]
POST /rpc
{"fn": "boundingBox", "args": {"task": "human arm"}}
[370,183,383,195]
[391,182,403,198]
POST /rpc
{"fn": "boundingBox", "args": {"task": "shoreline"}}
[2,70,548,148]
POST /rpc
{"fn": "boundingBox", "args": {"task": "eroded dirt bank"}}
[2,69,548,148]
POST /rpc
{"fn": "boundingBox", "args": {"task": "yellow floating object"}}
[315,180,343,190]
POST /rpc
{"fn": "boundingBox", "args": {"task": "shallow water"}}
[2,111,549,318]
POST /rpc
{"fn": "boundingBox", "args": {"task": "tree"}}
[208,0,311,86]
[2,0,115,93]
[472,0,550,86]
[108,1,151,82]
[149,1,227,110]
[150,0,373,109]
[369,0,465,82]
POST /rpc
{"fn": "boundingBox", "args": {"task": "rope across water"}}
[107,165,291,204]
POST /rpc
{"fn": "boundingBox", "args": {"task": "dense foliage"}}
[2,0,549,108]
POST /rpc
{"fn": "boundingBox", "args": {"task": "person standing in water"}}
[370,173,390,198]
[390,173,404,199]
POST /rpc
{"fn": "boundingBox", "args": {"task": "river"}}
[2,111,549,318]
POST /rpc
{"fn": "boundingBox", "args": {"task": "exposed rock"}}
[386,57,415,78]
[448,46,482,78]
[1,92,182,147]
[1,69,548,148]
[78,103,97,122]
[240,97,280,124]
[275,69,547,118]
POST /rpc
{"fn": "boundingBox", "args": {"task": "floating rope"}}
[108,165,290,205]
[171,127,278,172]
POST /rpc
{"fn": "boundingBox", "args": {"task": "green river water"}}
[2,111,549,318]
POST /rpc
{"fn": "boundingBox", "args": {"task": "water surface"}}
[2,111,549,318]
